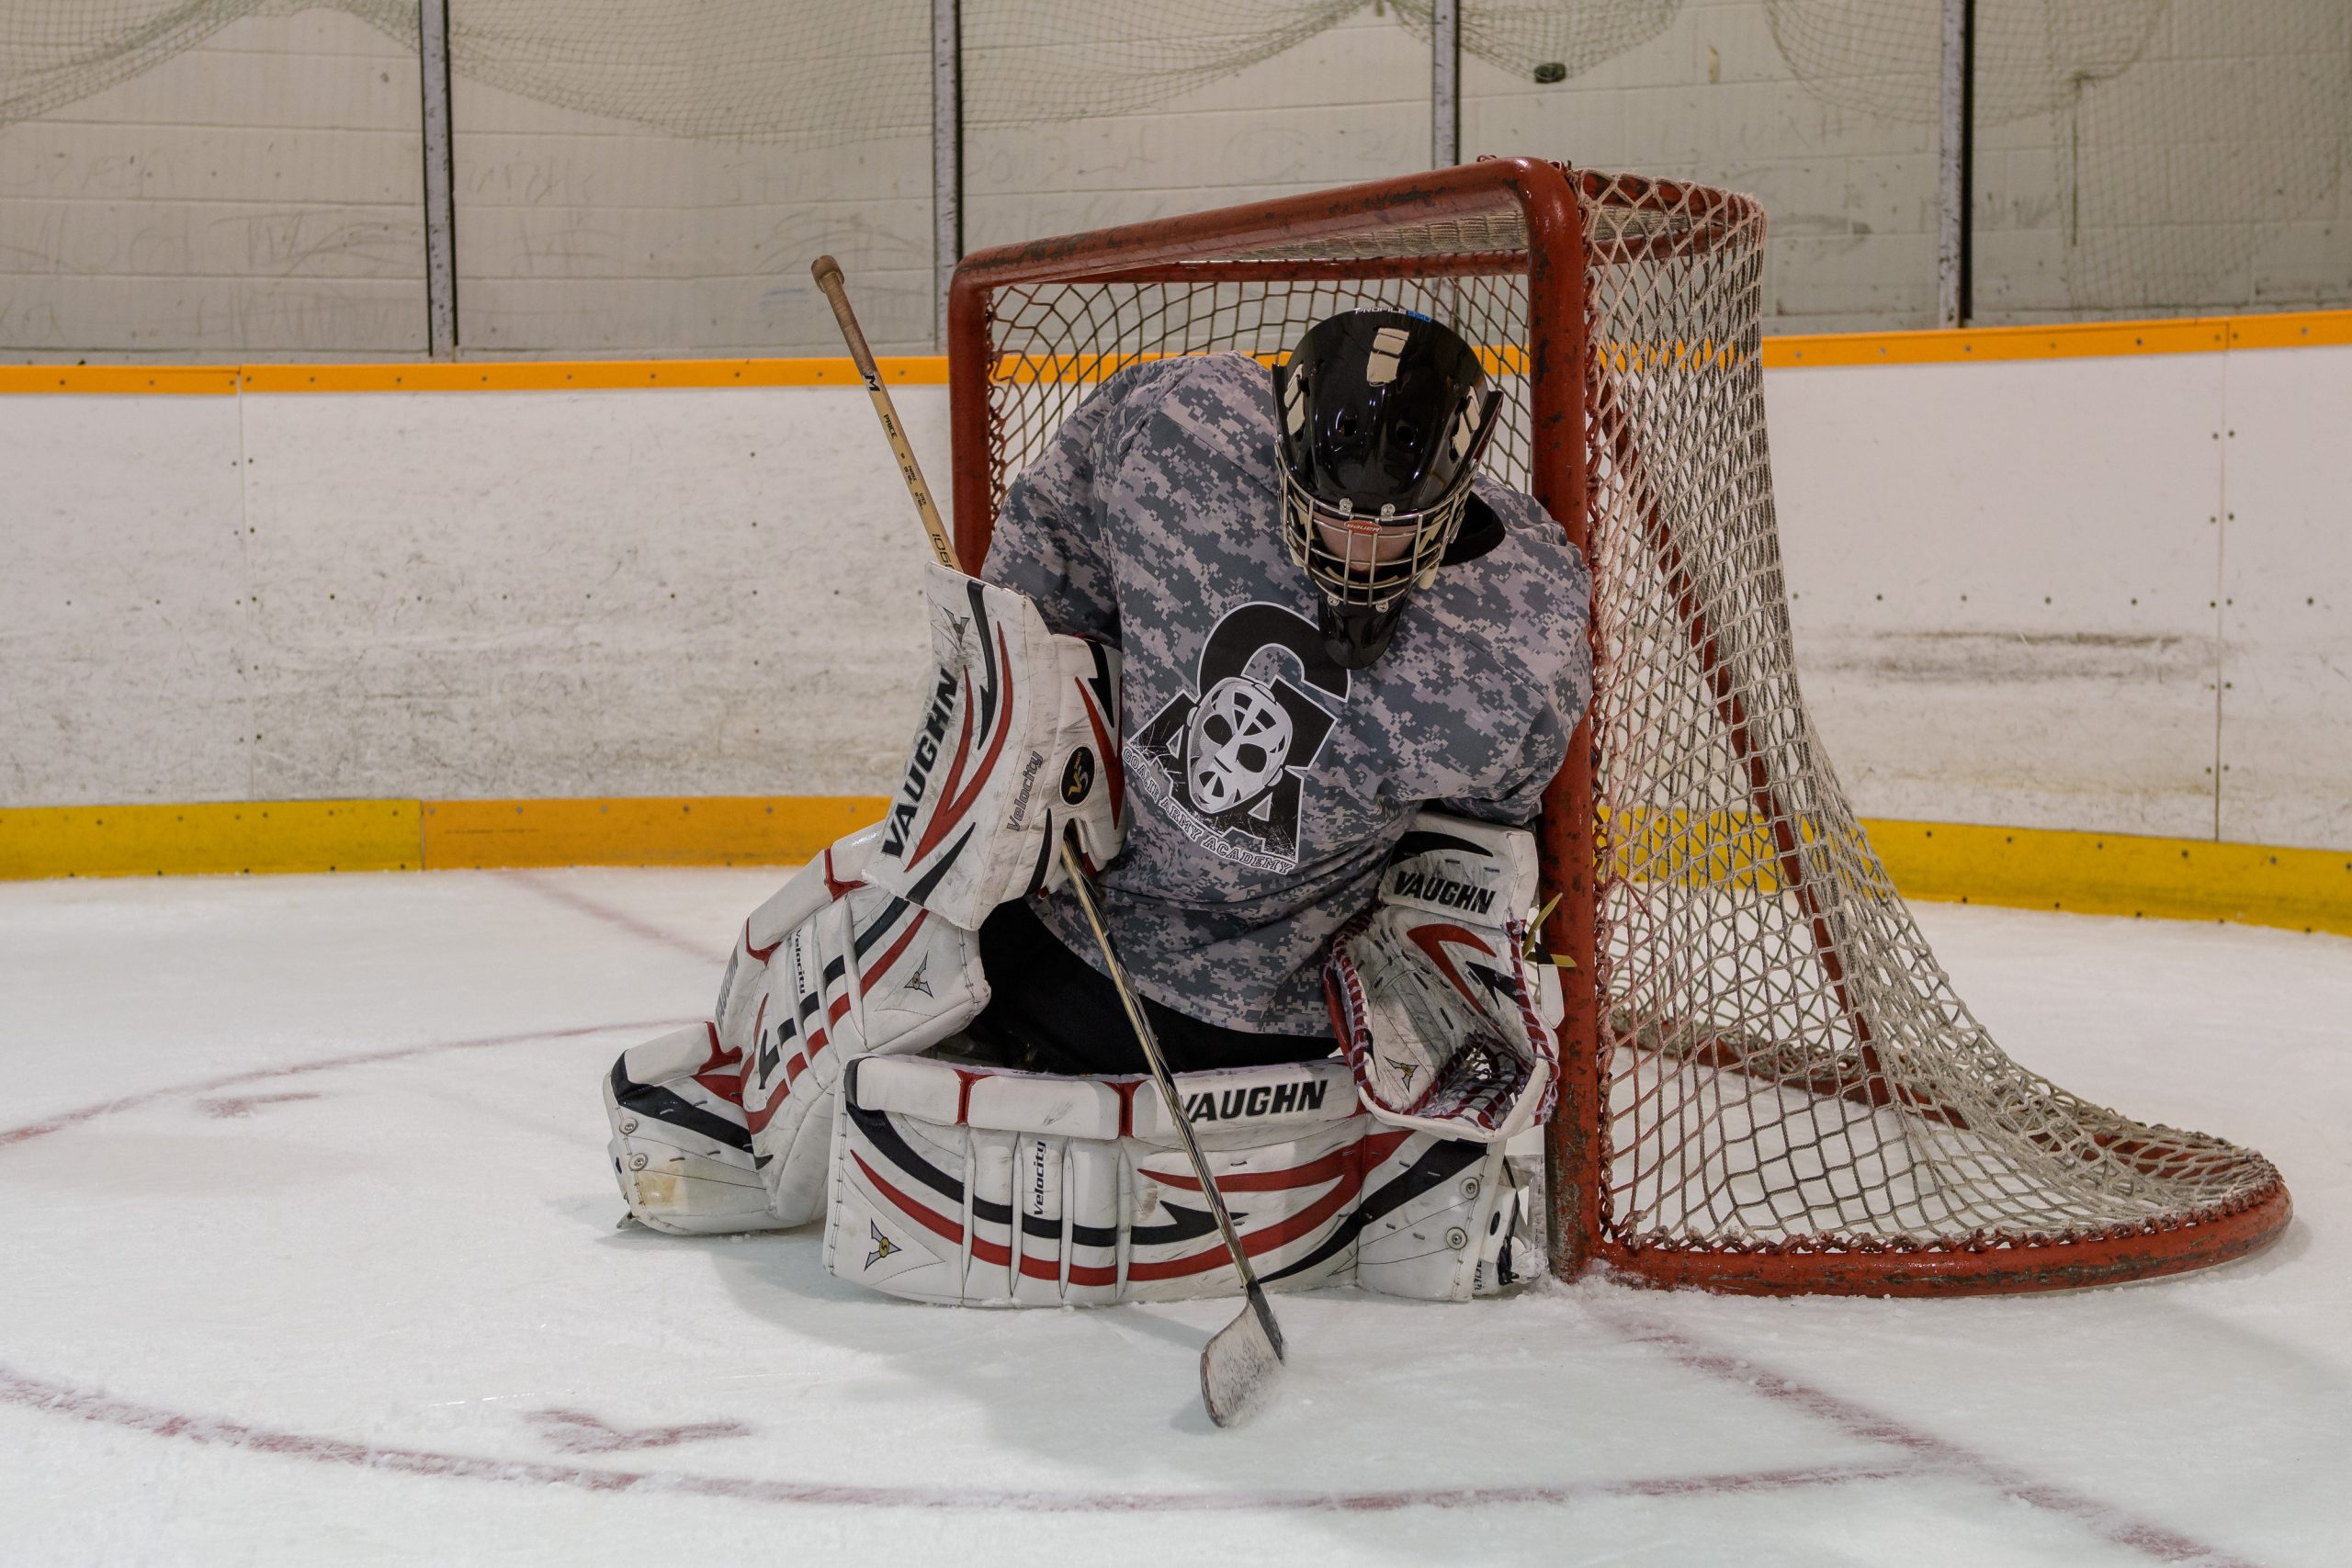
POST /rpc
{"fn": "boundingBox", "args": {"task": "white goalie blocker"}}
[862,561,1125,928]
[825,1055,1531,1304]
[605,565,1124,1235]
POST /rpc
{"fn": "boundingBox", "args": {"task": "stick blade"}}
[1200,1281,1286,1428]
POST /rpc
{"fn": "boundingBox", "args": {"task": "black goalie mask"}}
[1272,309,1503,669]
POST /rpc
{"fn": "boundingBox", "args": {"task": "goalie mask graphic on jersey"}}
[1185,677,1294,813]
[1130,603,1349,874]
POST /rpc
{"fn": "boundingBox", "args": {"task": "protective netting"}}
[0,1,933,143]
[966,166,2286,1290]
[0,1,1674,141]
[6,2,2346,328]
[0,2,396,126]
[1764,0,2352,316]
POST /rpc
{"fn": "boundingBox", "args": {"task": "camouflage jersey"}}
[984,353,1593,1035]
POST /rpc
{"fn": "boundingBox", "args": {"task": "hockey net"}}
[947,160,2290,1295]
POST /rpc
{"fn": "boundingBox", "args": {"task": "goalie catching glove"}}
[1326,811,1560,1143]
[606,567,1124,1233]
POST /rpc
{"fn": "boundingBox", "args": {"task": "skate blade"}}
[1199,1281,1286,1428]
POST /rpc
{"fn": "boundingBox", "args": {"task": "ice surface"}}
[1,866,2345,1565]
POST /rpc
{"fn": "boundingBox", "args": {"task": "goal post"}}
[944,157,2290,1296]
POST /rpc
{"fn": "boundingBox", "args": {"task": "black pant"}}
[966,900,1333,1077]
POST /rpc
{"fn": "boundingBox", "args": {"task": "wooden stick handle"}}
[811,254,962,573]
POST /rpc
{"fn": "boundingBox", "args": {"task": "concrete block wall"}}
[1972,0,2352,321]
[2,2,2347,357]
[1466,0,1941,332]
[0,9,428,358]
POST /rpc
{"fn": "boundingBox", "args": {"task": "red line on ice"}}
[524,1408,754,1455]
[1590,1303,2258,1568]
[0,1014,1917,1517]
[0,1362,1912,1512]
[196,1091,322,1119]
[0,1009,2265,1541]
[504,869,718,961]
[0,1018,689,1151]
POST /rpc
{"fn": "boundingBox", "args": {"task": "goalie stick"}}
[810,254,958,573]
[812,254,1287,1428]
[1053,829,1287,1427]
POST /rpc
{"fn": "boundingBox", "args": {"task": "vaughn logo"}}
[1382,829,1510,916]
[1127,603,1350,874]
[883,664,961,858]
[1387,871,1497,916]
[1182,1075,1329,1123]
[899,955,933,998]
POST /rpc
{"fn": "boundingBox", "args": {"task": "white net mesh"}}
[1574,175,2281,1269]
[966,165,2287,1289]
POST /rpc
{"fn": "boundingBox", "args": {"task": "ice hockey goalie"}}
[601,308,1592,1304]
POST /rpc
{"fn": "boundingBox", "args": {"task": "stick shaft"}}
[1056,836,1261,1286]
[1066,841,1284,1428]
[810,254,961,573]
[822,244,1281,1417]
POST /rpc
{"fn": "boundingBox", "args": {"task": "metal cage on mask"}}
[1272,316,1504,669]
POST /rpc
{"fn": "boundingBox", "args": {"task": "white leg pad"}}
[734,849,989,1227]
[1353,1135,1519,1302]
[823,1054,1518,1304]
[605,1022,789,1236]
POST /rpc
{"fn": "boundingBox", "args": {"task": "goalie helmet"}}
[1272,309,1503,669]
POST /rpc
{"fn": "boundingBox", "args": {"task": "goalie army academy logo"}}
[1127,603,1351,874]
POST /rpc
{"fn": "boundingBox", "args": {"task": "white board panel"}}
[0,395,252,807]
[232,385,950,802]
[963,11,1427,254]
[1770,355,2228,838]
[0,10,427,357]
[2215,344,2352,851]
[448,75,934,357]
[7,342,2351,857]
